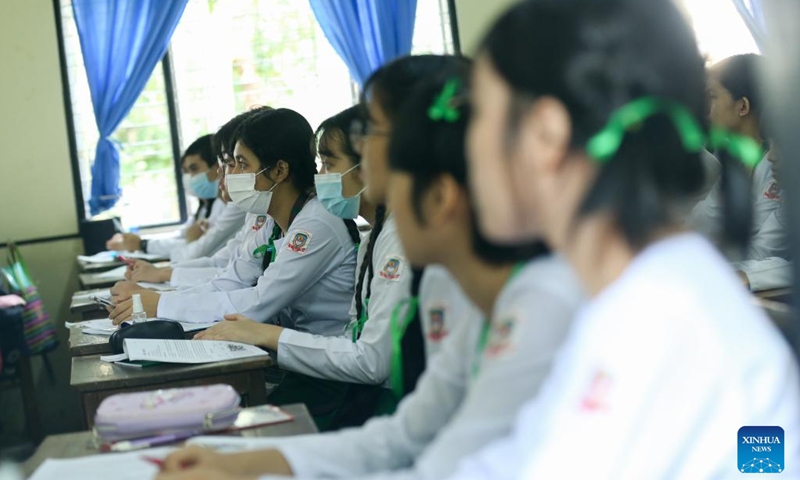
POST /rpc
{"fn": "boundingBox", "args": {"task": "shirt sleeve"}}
[735,256,793,292]
[275,230,410,384]
[746,208,789,262]
[168,203,245,263]
[169,266,223,288]
[275,311,474,479]
[157,215,346,323]
[145,237,188,258]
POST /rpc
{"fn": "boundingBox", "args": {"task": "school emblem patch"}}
[252,215,268,231]
[484,316,516,358]
[427,307,448,342]
[379,255,404,281]
[763,181,782,201]
[286,230,312,254]
[579,371,614,413]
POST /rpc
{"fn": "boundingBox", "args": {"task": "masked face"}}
[226,141,280,214]
[184,171,220,199]
[315,163,364,219]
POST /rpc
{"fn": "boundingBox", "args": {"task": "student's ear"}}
[272,160,291,183]
[517,96,571,174]
[424,175,462,226]
[739,96,752,117]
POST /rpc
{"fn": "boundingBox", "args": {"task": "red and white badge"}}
[286,230,312,254]
[252,215,268,231]
[763,181,782,201]
[379,255,404,281]
[484,315,517,358]
[427,306,448,342]
[579,370,614,413]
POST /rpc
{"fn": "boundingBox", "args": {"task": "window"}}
[59,0,455,228]
[675,0,759,64]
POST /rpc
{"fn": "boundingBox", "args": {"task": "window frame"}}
[53,0,462,230]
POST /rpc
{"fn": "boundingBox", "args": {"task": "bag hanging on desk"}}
[1,242,59,355]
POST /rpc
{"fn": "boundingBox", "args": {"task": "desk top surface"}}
[21,403,316,477]
[71,353,273,391]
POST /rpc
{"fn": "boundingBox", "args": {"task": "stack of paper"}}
[28,447,174,480]
[101,339,269,365]
[78,251,164,264]
[89,266,129,282]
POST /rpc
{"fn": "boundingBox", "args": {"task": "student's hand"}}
[106,233,142,252]
[108,289,160,324]
[194,314,283,350]
[155,467,256,480]
[185,220,209,242]
[127,260,172,283]
[737,270,751,290]
[158,446,292,477]
[110,280,145,298]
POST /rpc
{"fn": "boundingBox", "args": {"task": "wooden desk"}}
[79,261,170,289]
[22,403,316,477]
[70,288,111,321]
[71,355,272,429]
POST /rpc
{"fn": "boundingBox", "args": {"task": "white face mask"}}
[226,167,278,214]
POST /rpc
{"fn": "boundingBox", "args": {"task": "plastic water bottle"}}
[131,294,147,324]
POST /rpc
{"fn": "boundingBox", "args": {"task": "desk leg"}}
[19,355,42,441]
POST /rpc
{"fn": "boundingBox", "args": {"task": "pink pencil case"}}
[94,384,241,441]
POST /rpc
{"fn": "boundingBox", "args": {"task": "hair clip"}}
[428,78,462,123]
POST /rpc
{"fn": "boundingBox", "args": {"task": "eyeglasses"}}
[349,118,391,154]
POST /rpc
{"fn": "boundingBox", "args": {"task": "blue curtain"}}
[732,0,767,51]
[309,0,418,87]
[72,0,188,215]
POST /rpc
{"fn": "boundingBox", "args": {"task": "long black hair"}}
[231,108,316,192]
[390,68,549,264]
[715,54,766,132]
[213,106,273,159]
[481,0,725,250]
[182,134,215,168]
[316,105,362,164]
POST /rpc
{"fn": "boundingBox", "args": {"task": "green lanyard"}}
[351,298,370,342]
[389,296,420,398]
[471,261,527,378]
[251,191,311,263]
[252,224,283,262]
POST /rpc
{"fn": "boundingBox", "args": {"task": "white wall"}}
[0,0,84,439]
[454,0,519,55]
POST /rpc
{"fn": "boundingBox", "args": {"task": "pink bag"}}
[94,384,241,441]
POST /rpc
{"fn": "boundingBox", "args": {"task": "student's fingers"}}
[193,330,207,340]
[109,301,133,324]
[223,314,245,322]
[124,269,134,280]
[160,446,211,473]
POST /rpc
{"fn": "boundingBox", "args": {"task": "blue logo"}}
[739,426,784,473]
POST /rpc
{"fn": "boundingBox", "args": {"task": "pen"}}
[117,255,136,267]
[141,456,164,468]
[90,295,114,307]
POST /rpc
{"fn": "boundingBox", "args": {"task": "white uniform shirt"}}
[276,216,412,384]
[157,199,357,336]
[252,256,581,480]
[167,202,246,263]
[691,156,786,261]
[169,213,272,288]
[145,199,224,257]
[448,233,800,480]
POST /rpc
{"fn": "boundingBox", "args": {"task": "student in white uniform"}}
[155,62,582,480]
[106,135,245,262]
[689,54,788,286]
[126,108,274,288]
[440,1,799,478]
[733,144,791,291]
[107,108,357,340]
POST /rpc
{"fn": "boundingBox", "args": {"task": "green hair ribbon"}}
[428,78,462,123]
[585,96,763,168]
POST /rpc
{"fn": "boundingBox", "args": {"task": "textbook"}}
[100,339,269,366]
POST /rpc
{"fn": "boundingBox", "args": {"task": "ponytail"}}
[355,205,386,323]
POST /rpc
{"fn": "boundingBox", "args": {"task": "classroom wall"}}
[0,0,85,443]
[454,0,519,55]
